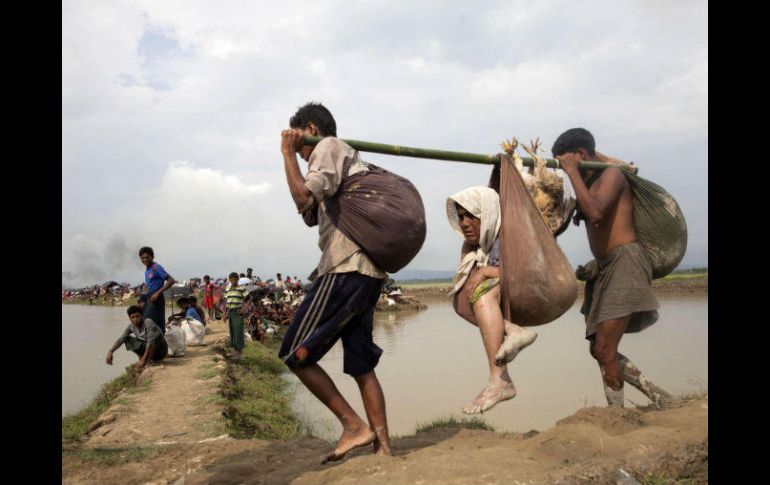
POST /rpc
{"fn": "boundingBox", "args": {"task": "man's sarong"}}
[582,242,659,338]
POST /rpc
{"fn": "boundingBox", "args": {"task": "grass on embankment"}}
[415,416,494,434]
[399,279,453,289]
[220,335,305,440]
[660,272,708,280]
[63,445,165,466]
[677,388,708,401]
[62,366,144,444]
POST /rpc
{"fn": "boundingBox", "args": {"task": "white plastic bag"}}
[165,324,187,356]
[181,318,206,346]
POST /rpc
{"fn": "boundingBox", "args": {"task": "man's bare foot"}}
[647,385,677,408]
[320,426,376,464]
[462,380,517,414]
[494,328,537,366]
[372,426,393,456]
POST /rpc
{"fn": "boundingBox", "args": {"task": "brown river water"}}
[287,295,708,440]
[63,296,707,441]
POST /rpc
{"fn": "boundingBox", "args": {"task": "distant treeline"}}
[673,267,708,274]
[395,278,452,285]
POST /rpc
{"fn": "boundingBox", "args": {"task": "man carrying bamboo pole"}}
[278,102,392,463]
[553,128,673,407]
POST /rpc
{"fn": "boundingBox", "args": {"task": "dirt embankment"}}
[63,314,707,485]
[63,396,707,485]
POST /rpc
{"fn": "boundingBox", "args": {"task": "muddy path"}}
[63,396,707,484]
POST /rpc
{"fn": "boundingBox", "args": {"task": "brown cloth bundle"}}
[574,168,688,280]
[305,155,427,274]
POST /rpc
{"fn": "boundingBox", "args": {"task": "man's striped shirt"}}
[224,285,249,310]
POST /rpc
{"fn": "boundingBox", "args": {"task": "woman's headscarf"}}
[446,186,501,296]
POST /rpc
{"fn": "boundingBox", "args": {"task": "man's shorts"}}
[203,295,214,309]
[143,296,166,335]
[278,271,383,377]
[124,335,168,361]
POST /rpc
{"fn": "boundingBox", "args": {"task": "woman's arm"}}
[462,265,501,300]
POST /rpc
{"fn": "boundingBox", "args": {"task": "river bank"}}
[61,272,707,307]
[63,307,707,484]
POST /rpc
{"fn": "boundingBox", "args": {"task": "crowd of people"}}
[82,249,308,361]
[61,271,307,309]
[61,282,143,304]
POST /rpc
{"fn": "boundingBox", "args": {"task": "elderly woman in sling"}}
[447,186,538,414]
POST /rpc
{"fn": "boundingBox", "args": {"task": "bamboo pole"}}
[302,135,619,171]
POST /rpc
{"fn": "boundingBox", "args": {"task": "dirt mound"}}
[556,406,647,436]
[376,295,428,312]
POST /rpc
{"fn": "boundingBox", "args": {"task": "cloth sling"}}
[491,154,578,325]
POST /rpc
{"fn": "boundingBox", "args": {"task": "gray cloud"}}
[62,0,708,287]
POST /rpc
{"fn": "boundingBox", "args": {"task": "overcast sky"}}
[62,0,707,288]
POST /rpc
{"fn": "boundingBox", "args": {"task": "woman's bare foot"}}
[462,379,517,414]
[320,425,376,464]
[494,328,537,366]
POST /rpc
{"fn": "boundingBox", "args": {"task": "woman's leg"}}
[471,286,509,380]
[462,286,517,414]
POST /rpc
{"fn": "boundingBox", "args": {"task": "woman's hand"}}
[462,271,486,301]
[462,266,500,301]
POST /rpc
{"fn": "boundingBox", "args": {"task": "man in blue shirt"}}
[139,246,176,334]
